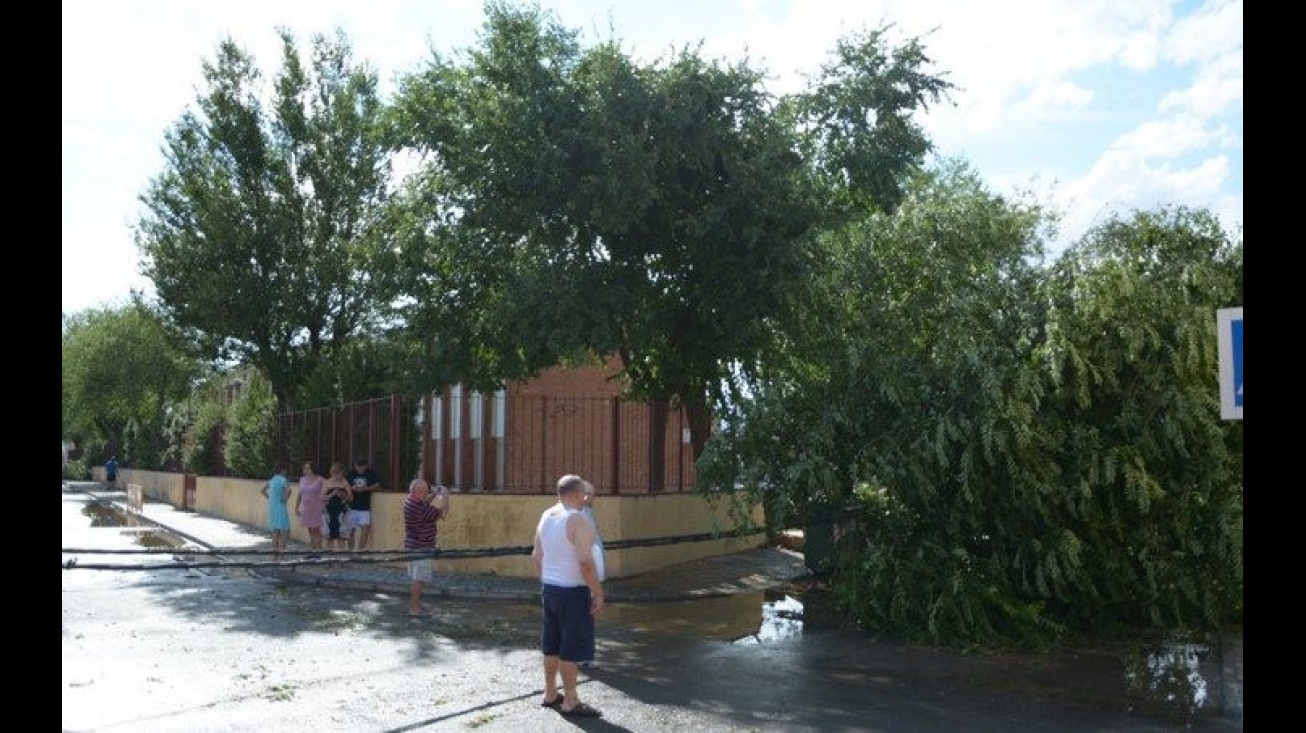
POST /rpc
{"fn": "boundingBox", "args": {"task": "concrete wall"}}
[107,467,185,507]
[105,468,765,579]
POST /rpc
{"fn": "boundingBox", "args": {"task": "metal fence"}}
[275,393,698,495]
[275,394,417,494]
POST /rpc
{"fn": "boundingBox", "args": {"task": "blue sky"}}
[62,0,1242,315]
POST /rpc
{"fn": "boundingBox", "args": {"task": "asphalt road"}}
[62,486,1241,732]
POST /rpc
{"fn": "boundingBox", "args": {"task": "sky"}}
[62,0,1242,316]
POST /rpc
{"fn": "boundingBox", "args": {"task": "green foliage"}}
[386,2,953,459]
[62,300,203,469]
[803,161,1058,648]
[184,399,229,477]
[136,28,394,411]
[1037,206,1243,634]
[785,22,955,219]
[702,163,1242,649]
[704,157,1049,514]
[297,332,437,408]
[834,490,1064,650]
[224,371,279,478]
[63,457,91,481]
[160,408,190,472]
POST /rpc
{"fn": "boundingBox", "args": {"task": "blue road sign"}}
[1217,307,1242,420]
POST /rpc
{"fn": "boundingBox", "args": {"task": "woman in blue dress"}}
[260,463,291,557]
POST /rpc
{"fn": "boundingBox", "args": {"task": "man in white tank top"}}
[531,474,605,718]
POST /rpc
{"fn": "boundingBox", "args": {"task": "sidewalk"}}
[93,485,811,603]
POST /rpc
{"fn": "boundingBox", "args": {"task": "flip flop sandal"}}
[540,697,563,708]
[560,702,602,718]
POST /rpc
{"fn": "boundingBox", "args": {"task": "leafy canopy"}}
[385,1,954,458]
[62,300,204,468]
[699,163,1242,648]
[136,28,395,410]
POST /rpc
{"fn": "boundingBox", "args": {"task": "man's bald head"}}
[556,474,591,497]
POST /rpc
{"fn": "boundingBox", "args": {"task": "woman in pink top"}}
[295,460,327,553]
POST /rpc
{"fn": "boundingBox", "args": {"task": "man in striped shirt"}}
[404,477,450,619]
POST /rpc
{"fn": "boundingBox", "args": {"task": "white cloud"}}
[1159,50,1242,118]
[962,0,1242,251]
[1011,81,1095,119]
[1056,121,1232,247]
[1166,0,1243,65]
[1114,117,1222,160]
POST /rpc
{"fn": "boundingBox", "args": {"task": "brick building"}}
[420,356,698,495]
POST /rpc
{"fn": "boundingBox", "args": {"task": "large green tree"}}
[136,28,394,410]
[62,300,204,469]
[385,1,953,459]
[1038,206,1242,636]
[700,168,1243,647]
[700,160,1058,646]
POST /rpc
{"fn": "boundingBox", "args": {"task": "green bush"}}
[63,457,91,481]
[225,373,277,478]
[184,401,228,476]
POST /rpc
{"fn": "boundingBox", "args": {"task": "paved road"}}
[62,484,1242,732]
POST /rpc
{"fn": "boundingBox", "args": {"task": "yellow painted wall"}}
[196,475,269,528]
[96,469,766,579]
[119,469,185,508]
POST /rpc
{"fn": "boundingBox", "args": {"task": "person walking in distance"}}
[259,462,291,558]
[532,474,604,718]
[104,456,119,490]
[294,460,326,554]
[345,457,382,551]
[322,461,353,552]
[403,476,450,619]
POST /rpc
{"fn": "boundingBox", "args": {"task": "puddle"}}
[728,589,1226,722]
[82,501,142,527]
[605,591,767,641]
[734,591,804,645]
[130,530,185,548]
[81,501,185,549]
[1123,638,1219,723]
[598,588,813,644]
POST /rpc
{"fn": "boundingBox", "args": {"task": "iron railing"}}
[275,393,697,495]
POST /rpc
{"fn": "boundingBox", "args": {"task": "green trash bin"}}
[804,501,864,575]
[804,502,841,574]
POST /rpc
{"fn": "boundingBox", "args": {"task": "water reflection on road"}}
[603,592,770,641]
[735,592,804,644]
[608,582,1224,724]
[599,589,808,645]
[81,500,185,549]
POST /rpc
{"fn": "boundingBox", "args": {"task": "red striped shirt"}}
[403,495,442,550]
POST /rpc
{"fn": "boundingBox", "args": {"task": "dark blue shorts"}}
[540,584,594,663]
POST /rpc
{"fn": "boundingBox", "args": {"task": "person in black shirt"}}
[322,461,353,552]
[345,457,382,551]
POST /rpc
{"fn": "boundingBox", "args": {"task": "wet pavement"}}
[63,482,1243,730]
